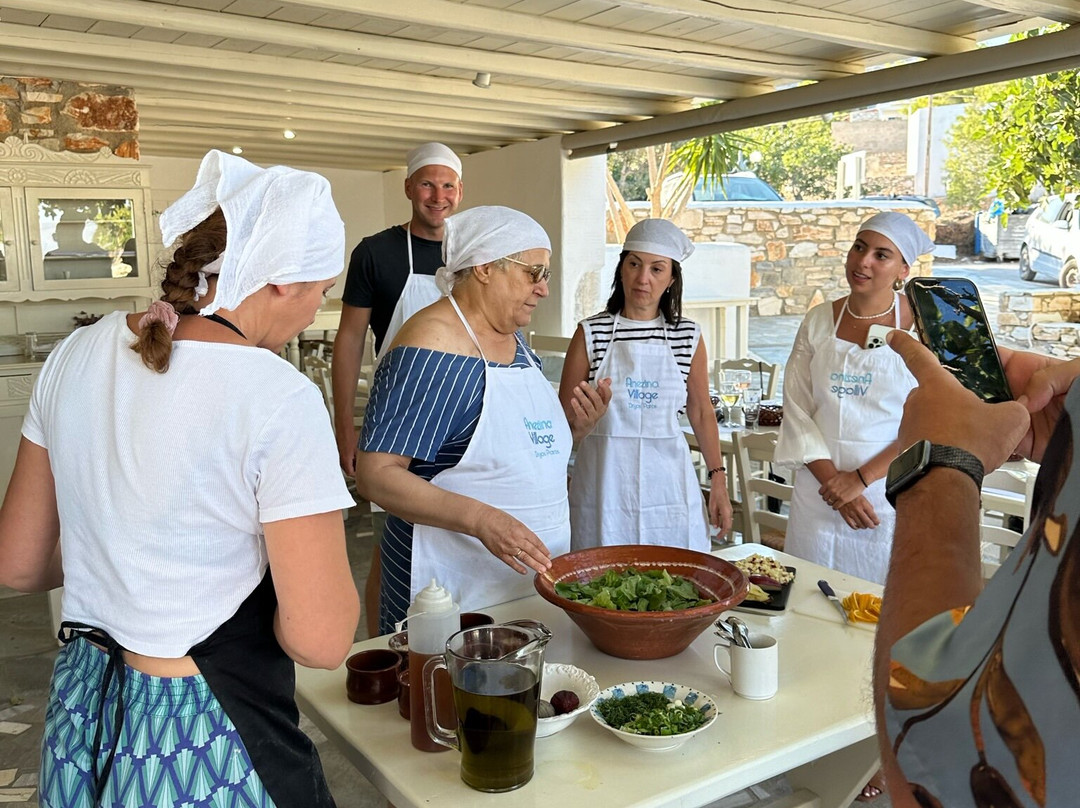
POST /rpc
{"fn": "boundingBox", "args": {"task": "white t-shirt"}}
[22,311,355,657]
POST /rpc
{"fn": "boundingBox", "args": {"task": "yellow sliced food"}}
[842,591,882,623]
[744,583,771,603]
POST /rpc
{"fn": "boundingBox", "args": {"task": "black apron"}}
[61,571,335,808]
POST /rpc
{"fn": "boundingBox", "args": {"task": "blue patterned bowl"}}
[590,680,717,751]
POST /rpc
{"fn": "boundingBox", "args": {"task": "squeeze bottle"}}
[407,579,460,752]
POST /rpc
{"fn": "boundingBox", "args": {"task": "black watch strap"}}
[928,444,985,491]
[886,441,985,507]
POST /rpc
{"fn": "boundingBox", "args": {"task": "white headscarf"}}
[435,206,550,294]
[623,218,694,263]
[857,212,935,266]
[158,150,345,316]
[406,142,462,179]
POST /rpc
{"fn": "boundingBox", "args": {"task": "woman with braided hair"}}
[0,151,359,807]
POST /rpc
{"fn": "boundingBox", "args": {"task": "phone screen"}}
[906,277,1013,403]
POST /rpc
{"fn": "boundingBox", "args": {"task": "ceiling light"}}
[231,146,243,155]
[472,72,491,89]
[283,129,296,140]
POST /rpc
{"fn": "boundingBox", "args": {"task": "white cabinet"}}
[0,358,42,494]
[0,137,153,302]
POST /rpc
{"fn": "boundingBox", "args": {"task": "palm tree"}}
[606,132,750,241]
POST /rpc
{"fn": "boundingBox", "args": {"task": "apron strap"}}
[58,622,128,808]
[447,294,536,369]
[405,223,415,277]
[598,312,670,377]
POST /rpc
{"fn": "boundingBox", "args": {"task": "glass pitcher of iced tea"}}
[423,620,551,792]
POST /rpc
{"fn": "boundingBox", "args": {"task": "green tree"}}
[942,27,1078,208]
[741,116,848,200]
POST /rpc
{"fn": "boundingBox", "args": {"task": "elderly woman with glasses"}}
[355,206,610,634]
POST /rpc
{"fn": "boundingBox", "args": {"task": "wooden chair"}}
[980,462,1037,580]
[732,430,793,549]
[528,331,572,386]
[715,358,781,399]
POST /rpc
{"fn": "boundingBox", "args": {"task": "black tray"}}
[732,566,797,614]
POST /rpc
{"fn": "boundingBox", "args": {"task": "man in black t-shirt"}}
[332,142,463,635]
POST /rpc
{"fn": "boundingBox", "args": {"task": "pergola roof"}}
[0,0,1076,170]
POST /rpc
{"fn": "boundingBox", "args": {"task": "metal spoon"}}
[725,616,752,649]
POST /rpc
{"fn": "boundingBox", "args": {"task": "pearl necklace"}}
[847,297,896,320]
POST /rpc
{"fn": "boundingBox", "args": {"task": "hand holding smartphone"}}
[904,277,1012,403]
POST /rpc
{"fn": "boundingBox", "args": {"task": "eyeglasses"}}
[503,256,551,284]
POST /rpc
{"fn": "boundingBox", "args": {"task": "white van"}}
[1019,193,1079,288]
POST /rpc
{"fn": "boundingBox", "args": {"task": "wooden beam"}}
[0,52,634,130]
[266,0,859,80]
[564,25,1080,158]
[2,0,760,99]
[610,0,975,56]
[139,97,560,142]
[0,25,688,118]
[960,0,1080,24]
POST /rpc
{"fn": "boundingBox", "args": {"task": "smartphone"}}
[865,324,894,350]
[905,277,1012,403]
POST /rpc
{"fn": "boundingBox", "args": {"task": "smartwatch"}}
[885,440,985,507]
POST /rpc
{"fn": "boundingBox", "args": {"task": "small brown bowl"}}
[345,649,402,705]
[534,545,748,660]
[396,668,411,720]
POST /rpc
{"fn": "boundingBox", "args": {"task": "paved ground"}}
[0,256,1048,807]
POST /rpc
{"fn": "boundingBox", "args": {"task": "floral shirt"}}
[884,383,1080,807]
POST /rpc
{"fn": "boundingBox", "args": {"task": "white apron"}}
[376,226,442,362]
[569,314,708,551]
[410,296,572,610]
[784,294,916,584]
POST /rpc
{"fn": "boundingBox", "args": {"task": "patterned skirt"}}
[40,638,274,808]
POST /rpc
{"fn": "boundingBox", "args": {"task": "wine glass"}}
[727,369,753,394]
[718,381,741,425]
[742,388,762,430]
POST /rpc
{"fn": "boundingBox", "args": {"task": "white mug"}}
[714,632,778,700]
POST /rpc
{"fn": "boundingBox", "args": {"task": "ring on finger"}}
[514,549,523,561]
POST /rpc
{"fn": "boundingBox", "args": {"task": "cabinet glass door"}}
[26,188,148,291]
[0,188,23,292]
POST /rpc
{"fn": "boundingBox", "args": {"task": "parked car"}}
[658,172,782,207]
[1019,193,1078,287]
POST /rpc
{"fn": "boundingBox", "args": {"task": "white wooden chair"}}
[528,331,572,386]
[715,358,781,399]
[980,462,1037,580]
[732,430,793,549]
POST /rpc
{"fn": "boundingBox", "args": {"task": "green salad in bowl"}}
[590,681,717,751]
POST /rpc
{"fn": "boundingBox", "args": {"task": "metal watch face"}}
[886,440,932,500]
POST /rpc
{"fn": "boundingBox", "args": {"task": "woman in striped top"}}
[560,218,732,551]
[356,206,609,634]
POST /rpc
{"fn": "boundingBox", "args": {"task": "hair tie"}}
[138,300,179,335]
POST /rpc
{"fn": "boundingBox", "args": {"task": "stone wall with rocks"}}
[998,289,1080,358]
[621,203,936,316]
[0,77,138,158]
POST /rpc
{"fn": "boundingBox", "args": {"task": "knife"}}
[817,580,850,624]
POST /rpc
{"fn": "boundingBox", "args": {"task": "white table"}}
[295,545,881,808]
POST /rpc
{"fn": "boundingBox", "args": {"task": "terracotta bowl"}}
[534,545,748,660]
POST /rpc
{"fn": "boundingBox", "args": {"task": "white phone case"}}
[865,324,894,350]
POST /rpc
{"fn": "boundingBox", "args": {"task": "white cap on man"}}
[406,142,462,179]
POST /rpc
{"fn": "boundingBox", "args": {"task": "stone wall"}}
[998,289,1080,358]
[623,203,936,316]
[0,77,138,158]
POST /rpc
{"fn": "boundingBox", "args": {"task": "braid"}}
[132,209,227,372]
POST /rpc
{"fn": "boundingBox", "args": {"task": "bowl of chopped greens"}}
[590,681,717,751]
[534,545,748,659]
